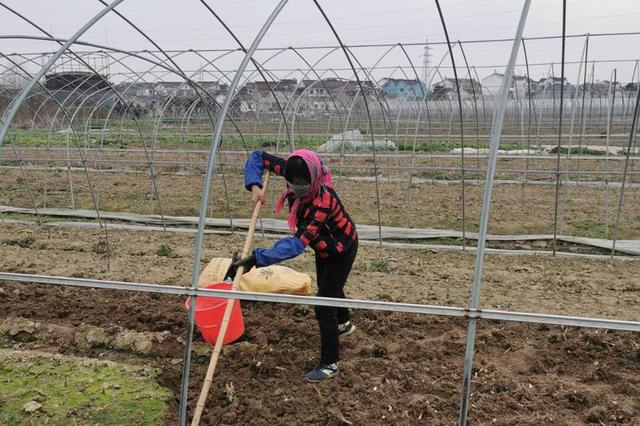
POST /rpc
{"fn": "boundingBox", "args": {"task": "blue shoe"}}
[305,363,338,383]
[338,321,356,337]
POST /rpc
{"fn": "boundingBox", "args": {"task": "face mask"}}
[289,182,311,198]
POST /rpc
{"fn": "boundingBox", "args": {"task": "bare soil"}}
[0,224,639,424]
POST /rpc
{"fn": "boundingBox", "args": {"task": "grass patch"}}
[156,243,173,257]
[3,129,522,152]
[4,129,326,150]
[0,212,94,224]
[371,259,391,273]
[565,218,609,239]
[547,146,605,156]
[0,349,170,425]
[92,240,110,255]
[396,140,521,153]
[1,236,35,248]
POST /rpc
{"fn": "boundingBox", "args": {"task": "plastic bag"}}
[238,265,311,295]
[198,257,311,295]
[197,258,232,288]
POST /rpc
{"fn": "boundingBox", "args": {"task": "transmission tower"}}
[422,39,433,88]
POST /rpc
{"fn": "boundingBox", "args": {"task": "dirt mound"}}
[0,316,174,355]
[0,280,187,334]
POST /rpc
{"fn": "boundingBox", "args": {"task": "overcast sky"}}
[1,0,639,84]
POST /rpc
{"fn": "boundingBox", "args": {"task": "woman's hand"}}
[231,253,257,271]
[251,185,266,205]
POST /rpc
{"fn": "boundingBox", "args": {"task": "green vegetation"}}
[1,236,35,248]
[0,212,92,224]
[547,146,605,156]
[4,128,325,150]
[371,259,391,273]
[0,349,170,425]
[564,218,608,239]
[5,128,526,153]
[156,243,173,257]
[396,140,521,152]
[220,134,325,150]
[92,240,110,255]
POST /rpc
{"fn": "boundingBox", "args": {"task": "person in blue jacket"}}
[232,148,358,382]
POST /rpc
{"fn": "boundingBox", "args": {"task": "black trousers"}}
[314,239,358,365]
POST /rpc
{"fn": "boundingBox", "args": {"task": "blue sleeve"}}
[254,236,306,267]
[244,150,265,191]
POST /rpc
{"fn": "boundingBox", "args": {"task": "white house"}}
[481,71,536,99]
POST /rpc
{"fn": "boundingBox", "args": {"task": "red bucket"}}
[184,282,245,345]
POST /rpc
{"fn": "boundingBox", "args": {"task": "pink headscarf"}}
[275,149,335,232]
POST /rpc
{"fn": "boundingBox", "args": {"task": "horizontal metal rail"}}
[8,30,640,57]
[1,272,638,332]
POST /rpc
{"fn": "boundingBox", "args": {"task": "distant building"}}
[238,79,297,113]
[115,82,162,110]
[236,78,377,114]
[113,80,228,116]
[254,79,298,94]
[296,80,329,98]
[622,82,639,99]
[579,80,623,98]
[439,77,481,94]
[379,78,427,99]
[430,77,481,100]
[481,72,536,98]
[322,78,375,103]
[44,71,112,105]
[293,78,368,108]
[294,80,331,113]
[535,76,574,97]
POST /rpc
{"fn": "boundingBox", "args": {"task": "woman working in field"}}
[232,149,358,382]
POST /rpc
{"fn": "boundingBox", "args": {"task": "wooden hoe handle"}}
[190,172,271,425]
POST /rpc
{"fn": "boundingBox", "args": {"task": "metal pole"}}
[190,172,270,426]
[457,42,480,186]
[576,36,591,185]
[430,1,466,248]
[397,43,432,228]
[458,1,531,423]
[605,71,618,239]
[622,61,638,134]
[312,0,384,244]
[178,1,290,424]
[551,0,568,256]
[557,36,588,236]
[521,39,534,194]
[610,83,640,257]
